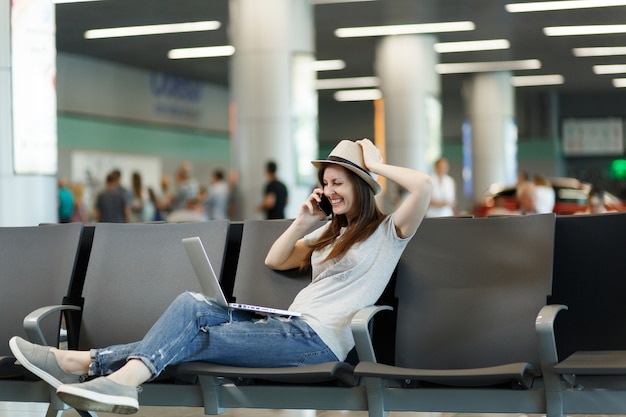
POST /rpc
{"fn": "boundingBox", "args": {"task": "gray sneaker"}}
[9,336,82,388]
[57,377,140,415]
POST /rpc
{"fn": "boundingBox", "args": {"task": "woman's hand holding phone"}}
[317,194,333,216]
[299,189,331,223]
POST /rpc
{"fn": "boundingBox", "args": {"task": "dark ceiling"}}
[55,0,626,140]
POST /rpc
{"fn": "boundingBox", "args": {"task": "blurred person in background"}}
[204,169,229,220]
[172,161,199,210]
[166,197,208,223]
[486,195,518,216]
[110,169,132,211]
[576,187,615,215]
[517,170,529,185]
[70,182,90,223]
[257,160,288,219]
[58,177,74,223]
[129,172,145,223]
[94,172,129,223]
[150,174,174,221]
[516,181,538,215]
[426,156,456,218]
[533,174,555,214]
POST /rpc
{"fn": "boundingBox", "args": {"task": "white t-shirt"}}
[289,216,413,360]
[535,185,555,214]
[426,174,455,217]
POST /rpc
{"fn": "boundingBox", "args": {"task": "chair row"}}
[0,222,86,417]
[3,213,626,417]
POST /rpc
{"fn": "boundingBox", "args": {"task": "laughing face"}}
[322,165,357,217]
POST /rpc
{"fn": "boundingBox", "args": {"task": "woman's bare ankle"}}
[106,359,152,387]
[50,348,90,375]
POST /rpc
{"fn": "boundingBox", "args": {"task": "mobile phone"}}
[317,194,333,216]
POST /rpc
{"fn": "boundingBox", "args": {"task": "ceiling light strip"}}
[511,74,564,86]
[434,39,510,53]
[85,21,221,39]
[544,25,626,36]
[335,21,475,38]
[613,78,626,87]
[593,64,626,74]
[314,60,346,71]
[334,89,382,102]
[316,76,380,90]
[506,0,626,12]
[436,59,541,74]
[168,45,235,59]
[573,46,626,56]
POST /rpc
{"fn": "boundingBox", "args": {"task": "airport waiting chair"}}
[75,221,229,351]
[0,223,85,415]
[24,220,231,412]
[178,219,389,415]
[549,212,626,358]
[353,214,558,417]
[542,212,626,417]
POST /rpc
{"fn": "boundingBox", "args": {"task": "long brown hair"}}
[301,164,385,269]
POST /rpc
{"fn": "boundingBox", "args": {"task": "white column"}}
[229,0,316,220]
[465,71,517,204]
[0,0,57,226]
[375,34,441,210]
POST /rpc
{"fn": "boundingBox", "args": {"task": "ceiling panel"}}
[54,0,626,125]
[56,0,626,141]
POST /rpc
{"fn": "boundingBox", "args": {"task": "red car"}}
[474,177,626,217]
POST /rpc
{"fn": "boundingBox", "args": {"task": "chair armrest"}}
[351,305,393,363]
[23,304,82,346]
[536,304,568,366]
[535,304,567,395]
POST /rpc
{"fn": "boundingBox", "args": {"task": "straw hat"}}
[311,140,381,194]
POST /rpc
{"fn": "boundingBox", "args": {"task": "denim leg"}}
[183,315,339,367]
[89,342,141,376]
[91,292,250,377]
[91,291,338,381]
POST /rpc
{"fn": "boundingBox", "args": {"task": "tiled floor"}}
[59,410,445,417]
[0,402,613,417]
[0,405,440,417]
[60,407,316,417]
[0,403,487,417]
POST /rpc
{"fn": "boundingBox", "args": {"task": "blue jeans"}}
[89,292,338,380]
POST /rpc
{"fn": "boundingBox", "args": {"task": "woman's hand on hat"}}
[356,138,383,172]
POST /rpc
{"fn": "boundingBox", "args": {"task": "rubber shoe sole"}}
[57,378,139,415]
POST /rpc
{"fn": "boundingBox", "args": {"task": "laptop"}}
[182,236,301,317]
